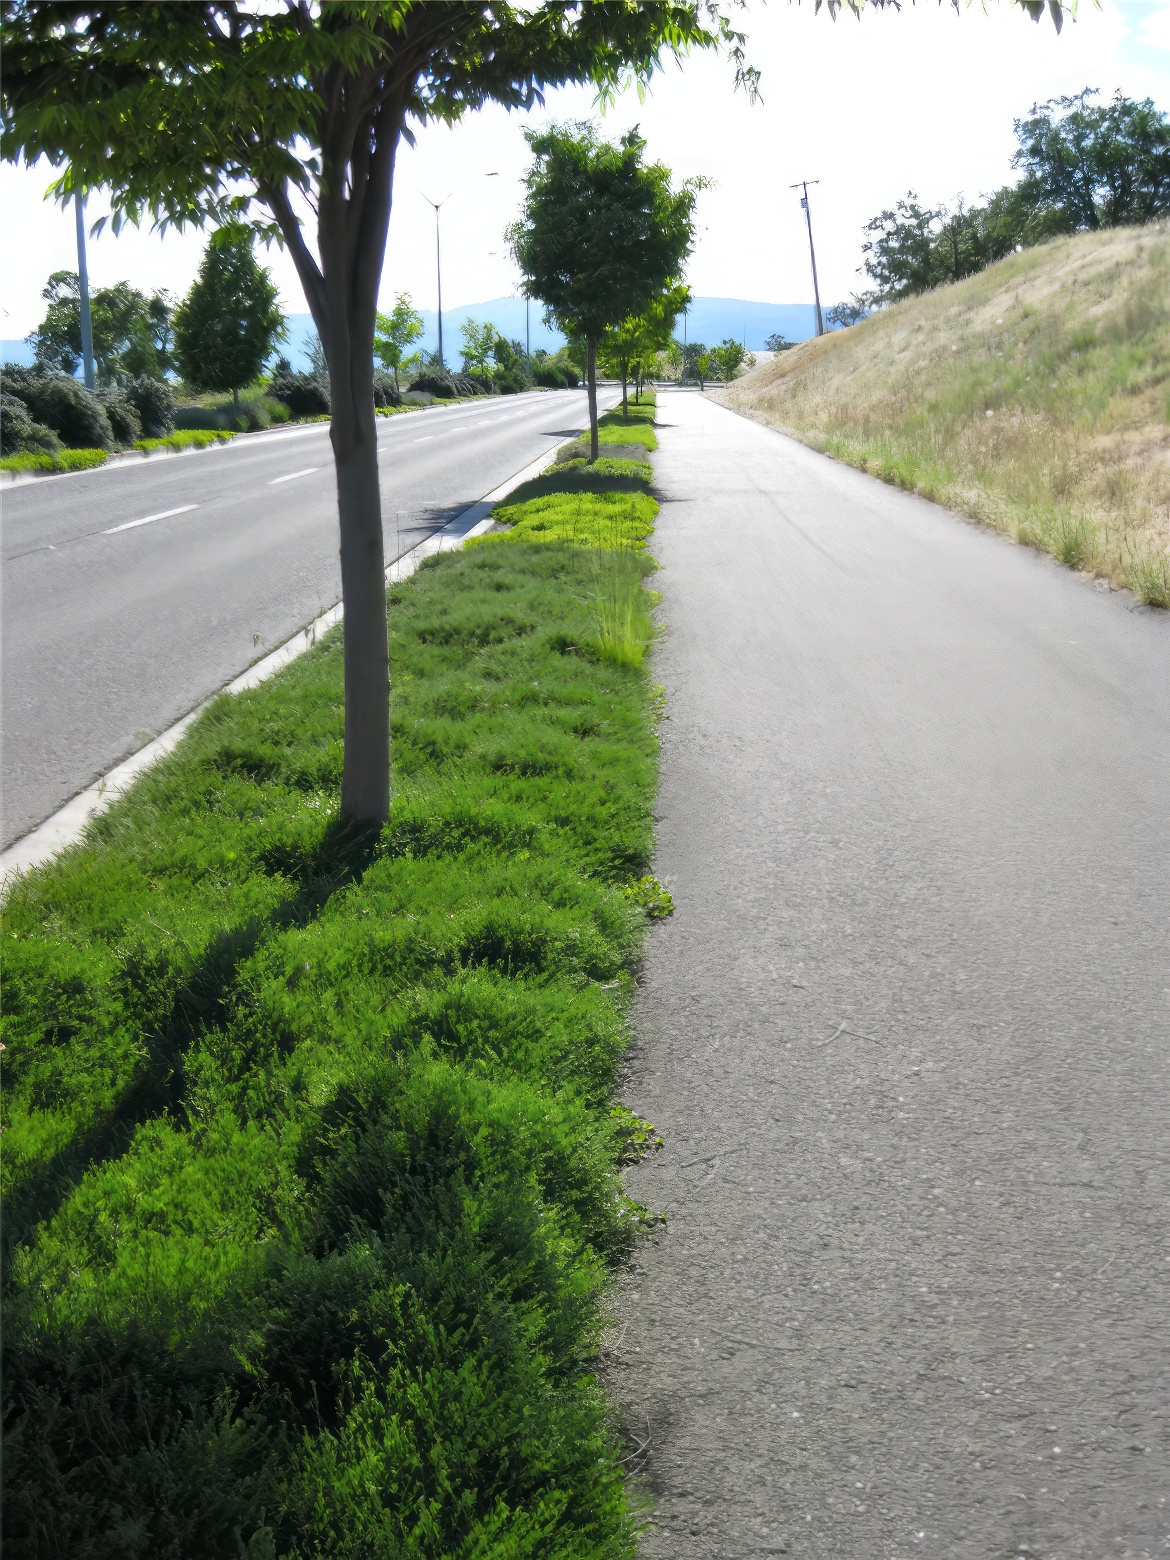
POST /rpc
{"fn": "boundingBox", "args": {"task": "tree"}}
[459,316,497,377]
[599,281,689,413]
[1013,88,1170,230]
[858,88,1170,306]
[374,292,424,396]
[1,2,763,826]
[825,298,870,330]
[764,331,795,352]
[29,270,174,380]
[173,229,286,406]
[509,122,705,460]
[708,337,747,381]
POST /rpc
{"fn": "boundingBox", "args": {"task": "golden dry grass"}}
[713,224,1170,606]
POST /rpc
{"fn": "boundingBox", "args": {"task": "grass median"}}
[3,399,665,1557]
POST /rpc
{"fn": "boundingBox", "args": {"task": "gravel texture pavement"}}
[613,390,1169,1559]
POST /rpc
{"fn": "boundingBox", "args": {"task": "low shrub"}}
[125,376,176,438]
[97,386,142,445]
[408,370,484,400]
[1,393,61,457]
[5,367,114,450]
[372,368,400,408]
[268,371,330,418]
[173,404,234,432]
[534,361,579,389]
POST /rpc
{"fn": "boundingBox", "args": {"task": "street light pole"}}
[791,179,824,338]
[419,191,450,370]
[74,190,95,388]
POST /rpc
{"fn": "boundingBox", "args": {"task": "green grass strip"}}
[1,448,109,473]
[133,429,236,451]
[4,446,665,1554]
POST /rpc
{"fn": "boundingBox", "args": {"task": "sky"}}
[2,0,1169,341]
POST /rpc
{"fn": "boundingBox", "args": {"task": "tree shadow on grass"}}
[3,817,383,1256]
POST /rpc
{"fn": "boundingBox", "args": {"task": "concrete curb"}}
[0,432,579,887]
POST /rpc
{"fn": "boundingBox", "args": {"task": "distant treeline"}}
[861,90,1170,305]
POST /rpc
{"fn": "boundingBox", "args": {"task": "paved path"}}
[615,391,1169,1559]
[2,388,610,846]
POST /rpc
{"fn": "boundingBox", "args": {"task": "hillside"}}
[713,226,1170,607]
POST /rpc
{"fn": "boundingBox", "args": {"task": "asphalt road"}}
[615,391,1170,1558]
[1,387,607,846]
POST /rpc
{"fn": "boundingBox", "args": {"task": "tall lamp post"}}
[419,173,498,374]
[74,189,95,388]
[791,179,824,338]
[419,190,450,370]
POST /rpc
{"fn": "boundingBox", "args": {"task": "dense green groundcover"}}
[2,430,666,1558]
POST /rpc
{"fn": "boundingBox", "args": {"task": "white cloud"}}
[1137,0,1170,49]
[1,0,1167,339]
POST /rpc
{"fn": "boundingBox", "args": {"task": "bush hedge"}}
[3,439,666,1555]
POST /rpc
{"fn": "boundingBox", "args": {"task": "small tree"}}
[174,230,286,406]
[509,123,704,460]
[600,282,688,413]
[764,332,795,353]
[459,316,497,378]
[374,292,424,396]
[708,337,747,381]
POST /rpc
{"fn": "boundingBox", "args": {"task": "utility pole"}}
[74,189,95,388]
[419,191,450,370]
[791,179,824,338]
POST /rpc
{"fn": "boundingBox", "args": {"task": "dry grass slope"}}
[714,224,1170,606]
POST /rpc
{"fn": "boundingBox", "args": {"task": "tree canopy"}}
[861,89,1170,303]
[173,229,286,400]
[509,122,704,456]
[29,270,174,381]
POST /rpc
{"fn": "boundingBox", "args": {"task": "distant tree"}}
[763,332,795,353]
[600,282,689,413]
[824,299,870,330]
[509,122,705,459]
[859,89,1170,305]
[459,317,497,377]
[373,293,424,397]
[708,337,747,381]
[174,231,286,406]
[861,194,942,302]
[29,271,174,381]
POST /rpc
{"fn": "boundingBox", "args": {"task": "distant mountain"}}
[283,297,822,368]
[2,298,822,379]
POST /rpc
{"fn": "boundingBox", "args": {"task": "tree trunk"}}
[621,372,628,418]
[233,386,240,409]
[587,334,599,462]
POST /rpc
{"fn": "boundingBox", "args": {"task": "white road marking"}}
[268,467,320,485]
[104,504,198,535]
[413,436,434,443]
